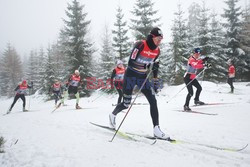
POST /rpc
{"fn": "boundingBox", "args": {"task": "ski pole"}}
[166,68,206,103]
[90,92,105,102]
[200,68,206,86]
[110,64,154,142]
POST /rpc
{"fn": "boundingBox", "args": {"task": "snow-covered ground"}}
[0,81,250,167]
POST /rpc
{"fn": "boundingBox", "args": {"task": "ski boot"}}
[184,105,191,111]
[76,103,82,109]
[153,125,170,140]
[109,113,116,129]
[23,107,28,112]
[194,100,205,105]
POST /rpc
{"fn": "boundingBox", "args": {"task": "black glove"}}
[204,62,212,68]
[152,62,159,71]
[152,78,162,93]
[202,57,209,62]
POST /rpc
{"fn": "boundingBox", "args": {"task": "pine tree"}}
[59,0,94,96]
[222,0,246,80]
[41,45,57,97]
[0,43,23,97]
[187,2,201,48]
[197,1,211,55]
[196,1,213,81]
[112,6,130,62]
[168,4,190,84]
[27,50,40,94]
[99,25,115,93]
[130,0,161,40]
[209,11,228,82]
[239,5,250,80]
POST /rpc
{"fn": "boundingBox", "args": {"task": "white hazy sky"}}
[0,0,248,57]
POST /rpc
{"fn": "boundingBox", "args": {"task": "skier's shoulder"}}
[134,40,144,49]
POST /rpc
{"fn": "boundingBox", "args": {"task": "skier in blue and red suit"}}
[183,48,210,111]
[111,60,126,105]
[9,80,33,112]
[109,27,169,139]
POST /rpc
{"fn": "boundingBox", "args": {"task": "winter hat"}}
[194,48,201,53]
[22,80,27,84]
[227,59,234,65]
[117,60,123,65]
[150,27,163,38]
[75,70,80,74]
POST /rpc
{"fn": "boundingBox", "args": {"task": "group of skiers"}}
[8,27,236,140]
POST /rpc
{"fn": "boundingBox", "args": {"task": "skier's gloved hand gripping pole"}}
[110,63,155,142]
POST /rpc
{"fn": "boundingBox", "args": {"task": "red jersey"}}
[185,55,204,79]
[228,65,235,78]
[129,40,160,73]
[16,84,28,94]
[69,74,81,87]
[114,67,125,81]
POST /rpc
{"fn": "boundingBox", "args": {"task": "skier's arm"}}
[128,41,144,67]
[152,52,160,78]
[14,85,19,91]
[27,81,33,89]
[111,69,116,80]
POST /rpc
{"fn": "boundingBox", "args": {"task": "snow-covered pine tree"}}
[239,5,250,80]
[27,50,41,94]
[41,45,56,98]
[99,25,115,93]
[209,11,228,82]
[36,47,46,93]
[112,6,130,63]
[130,0,161,40]
[222,0,246,80]
[0,43,23,97]
[168,3,190,84]
[187,2,201,49]
[158,43,171,83]
[196,1,214,81]
[59,0,94,96]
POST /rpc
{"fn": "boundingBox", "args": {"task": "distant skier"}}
[227,59,235,93]
[66,70,83,109]
[8,80,33,113]
[183,48,211,111]
[111,60,126,105]
[49,79,64,106]
[109,27,169,140]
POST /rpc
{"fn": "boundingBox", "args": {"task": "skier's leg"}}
[141,82,169,139]
[141,88,158,126]
[193,79,202,101]
[20,95,26,111]
[54,93,59,105]
[116,88,123,104]
[184,77,193,107]
[9,95,20,111]
[75,92,80,104]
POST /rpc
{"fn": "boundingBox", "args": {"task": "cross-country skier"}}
[227,59,235,93]
[8,80,33,112]
[183,48,210,111]
[66,70,83,109]
[111,60,126,105]
[49,79,64,106]
[109,27,169,139]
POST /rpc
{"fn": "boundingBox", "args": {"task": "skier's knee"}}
[123,94,132,108]
[188,93,193,97]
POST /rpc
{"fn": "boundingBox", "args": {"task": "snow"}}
[1,81,250,167]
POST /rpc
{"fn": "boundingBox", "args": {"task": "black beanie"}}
[150,27,163,38]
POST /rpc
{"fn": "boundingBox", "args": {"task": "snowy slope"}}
[0,81,250,167]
